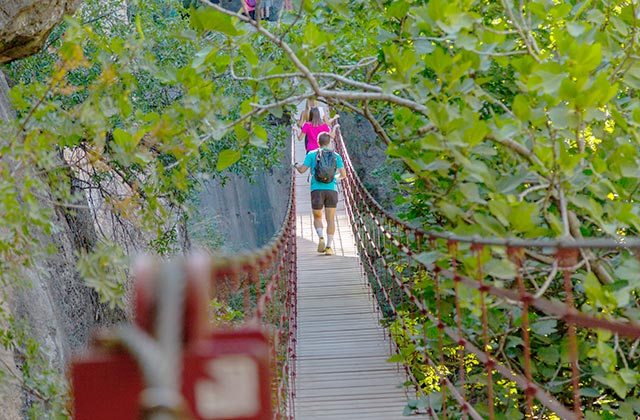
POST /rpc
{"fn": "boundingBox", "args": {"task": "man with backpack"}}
[294,133,346,256]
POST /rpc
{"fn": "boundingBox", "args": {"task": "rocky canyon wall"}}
[194,144,292,251]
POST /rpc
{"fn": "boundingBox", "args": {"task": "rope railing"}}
[334,128,640,418]
[206,129,298,419]
[206,184,297,419]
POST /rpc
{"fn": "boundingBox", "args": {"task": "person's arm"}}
[336,154,346,179]
[294,163,309,174]
[329,123,340,139]
[322,112,331,126]
[297,152,314,174]
[297,125,306,141]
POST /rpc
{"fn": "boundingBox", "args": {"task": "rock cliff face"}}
[339,113,402,211]
[195,147,292,250]
[0,72,22,420]
[0,69,127,417]
[0,3,114,414]
[0,0,80,63]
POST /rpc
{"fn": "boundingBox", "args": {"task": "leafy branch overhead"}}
[202,0,640,244]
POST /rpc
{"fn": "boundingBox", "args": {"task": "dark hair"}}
[318,133,331,146]
[309,107,322,126]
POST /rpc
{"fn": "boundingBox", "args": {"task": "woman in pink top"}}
[298,107,331,153]
[242,0,256,20]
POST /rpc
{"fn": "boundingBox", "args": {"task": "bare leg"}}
[313,209,325,252]
[324,207,337,253]
[325,207,336,235]
[313,209,323,233]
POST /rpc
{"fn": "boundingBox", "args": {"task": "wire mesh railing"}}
[334,128,640,419]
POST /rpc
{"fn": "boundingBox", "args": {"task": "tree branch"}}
[331,99,392,145]
[486,134,544,168]
[201,1,429,115]
[568,211,614,285]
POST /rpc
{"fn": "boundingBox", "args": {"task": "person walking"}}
[241,0,256,20]
[298,100,340,133]
[259,0,272,20]
[298,107,331,153]
[294,133,346,256]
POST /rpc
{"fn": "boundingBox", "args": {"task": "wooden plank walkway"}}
[293,129,408,419]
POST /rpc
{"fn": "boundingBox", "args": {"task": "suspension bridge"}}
[293,124,408,419]
[71,113,640,419]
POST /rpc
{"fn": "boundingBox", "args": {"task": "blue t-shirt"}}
[303,148,344,192]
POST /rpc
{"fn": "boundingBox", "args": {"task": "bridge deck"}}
[293,136,408,419]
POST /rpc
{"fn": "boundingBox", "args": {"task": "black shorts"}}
[311,190,338,210]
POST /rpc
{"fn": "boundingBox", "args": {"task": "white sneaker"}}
[317,237,326,253]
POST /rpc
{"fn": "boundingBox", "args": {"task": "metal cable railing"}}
[334,127,640,419]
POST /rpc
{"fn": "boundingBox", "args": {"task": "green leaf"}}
[488,198,510,226]
[460,182,485,204]
[618,368,638,385]
[473,213,506,236]
[538,346,560,365]
[191,8,239,36]
[438,200,463,221]
[617,401,636,419]
[484,258,516,279]
[496,172,528,194]
[415,251,439,267]
[575,43,602,75]
[579,388,601,397]
[388,353,405,363]
[216,149,242,171]
[583,272,604,306]
[324,0,350,18]
[387,0,411,19]
[531,319,557,336]
[512,95,530,120]
[566,22,586,37]
[508,201,538,233]
[422,159,451,171]
[593,373,629,399]
[113,128,137,151]
[463,120,489,146]
[192,45,214,70]
[240,43,259,67]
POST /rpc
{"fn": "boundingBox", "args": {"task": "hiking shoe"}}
[317,237,326,253]
[324,247,334,256]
